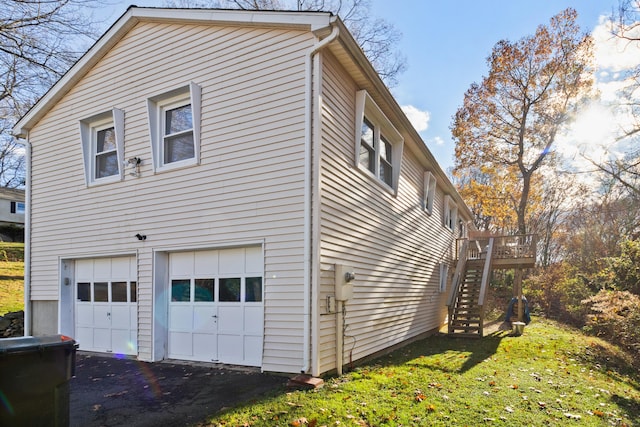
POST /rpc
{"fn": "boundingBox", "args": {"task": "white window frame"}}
[355,90,404,194]
[79,108,125,186]
[439,262,449,293]
[147,82,201,173]
[444,195,458,232]
[424,171,436,214]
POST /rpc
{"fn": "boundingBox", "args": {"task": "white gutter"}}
[23,137,32,336]
[302,21,339,373]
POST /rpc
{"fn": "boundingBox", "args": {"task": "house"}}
[13,7,473,375]
[0,188,25,241]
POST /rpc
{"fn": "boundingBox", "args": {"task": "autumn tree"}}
[451,8,594,235]
[1,0,97,187]
[168,0,406,87]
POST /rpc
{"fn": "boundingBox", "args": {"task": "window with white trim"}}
[147,82,201,172]
[444,195,458,231]
[10,201,25,215]
[355,90,403,192]
[439,263,449,293]
[79,108,124,186]
[424,171,436,214]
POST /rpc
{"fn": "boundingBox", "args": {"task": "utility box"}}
[0,334,77,426]
[335,264,355,301]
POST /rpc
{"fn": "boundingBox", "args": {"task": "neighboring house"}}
[0,188,25,234]
[13,7,473,376]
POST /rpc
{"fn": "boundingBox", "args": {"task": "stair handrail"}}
[477,237,494,307]
[447,238,469,309]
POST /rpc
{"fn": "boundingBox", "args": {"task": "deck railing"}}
[455,234,537,263]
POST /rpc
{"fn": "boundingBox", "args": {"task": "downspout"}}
[302,21,339,373]
[23,136,32,336]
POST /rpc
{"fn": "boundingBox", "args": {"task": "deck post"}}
[514,268,524,323]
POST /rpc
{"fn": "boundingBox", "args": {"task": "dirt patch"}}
[70,353,287,426]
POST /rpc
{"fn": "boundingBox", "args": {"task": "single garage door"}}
[168,246,263,367]
[75,257,137,355]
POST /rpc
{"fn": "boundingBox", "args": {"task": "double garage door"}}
[74,247,264,367]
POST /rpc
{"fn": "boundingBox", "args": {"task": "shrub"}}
[582,290,640,365]
[525,263,593,326]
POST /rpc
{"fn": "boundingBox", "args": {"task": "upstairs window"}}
[355,90,403,193]
[80,108,124,186]
[444,195,458,232]
[95,124,118,178]
[424,171,436,214]
[148,83,201,172]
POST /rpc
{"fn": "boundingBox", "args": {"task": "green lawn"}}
[0,243,24,316]
[0,260,24,316]
[207,318,639,426]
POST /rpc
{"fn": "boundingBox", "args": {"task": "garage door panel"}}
[244,306,264,334]
[111,305,131,329]
[76,304,92,326]
[76,327,93,349]
[93,327,110,350]
[169,305,193,330]
[192,333,216,360]
[244,336,262,366]
[170,252,194,276]
[169,332,193,357]
[245,247,263,274]
[218,334,242,363]
[110,257,131,280]
[218,306,243,332]
[93,258,112,280]
[93,305,111,328]
[193,306,217,331]
[194,250,219,276]
[112,329,134,354]
[219,248,245,274]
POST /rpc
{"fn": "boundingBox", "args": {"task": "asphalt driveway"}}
[70,353,287,427]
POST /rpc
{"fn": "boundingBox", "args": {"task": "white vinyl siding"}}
[317,52,455,374]
[27,21,314,370]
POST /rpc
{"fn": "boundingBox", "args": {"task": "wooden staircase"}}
[448,260,484,337]
[446,234,537,338]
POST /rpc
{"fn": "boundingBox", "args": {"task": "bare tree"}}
[168,0,406,87]
[597,1,640,196]
[1,0,98,187]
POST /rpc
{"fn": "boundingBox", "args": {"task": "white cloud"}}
[555,14,640,189]
[401,105,430,133]
[431,136,445,146]
[592,15,640,72]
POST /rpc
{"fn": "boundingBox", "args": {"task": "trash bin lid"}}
[0,335,76,354]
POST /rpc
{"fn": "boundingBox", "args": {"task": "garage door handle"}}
[211,315,218,319]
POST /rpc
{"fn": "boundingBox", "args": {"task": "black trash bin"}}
[0,334,77,427]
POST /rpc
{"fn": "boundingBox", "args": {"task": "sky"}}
[99,1,638,176]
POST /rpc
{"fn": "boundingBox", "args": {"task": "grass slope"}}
[208,319,639,426]
[0,243,24,316]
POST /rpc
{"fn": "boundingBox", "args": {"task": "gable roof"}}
[12,6,472,221]
[12,7,334,139]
